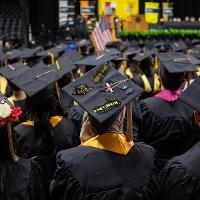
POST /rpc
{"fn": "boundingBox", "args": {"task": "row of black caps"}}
[0,39,200,123]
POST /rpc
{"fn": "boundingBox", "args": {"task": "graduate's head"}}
[159,66,185,91]
[88,109,124,134]
[158,53,197,91]
[132,52,154,76]
[62,63,144,141]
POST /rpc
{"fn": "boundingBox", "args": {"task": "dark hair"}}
[8,81,21,91]
[160,65,185,91]
[88,111,120,134]
[0,125,14,195]
[24,88,62,154]
[139,57,153,76]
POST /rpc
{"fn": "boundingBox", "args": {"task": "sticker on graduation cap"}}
[92,99,121,114]
[73,84,90,95]
[91,64,110,84]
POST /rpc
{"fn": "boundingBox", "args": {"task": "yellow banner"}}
[98,0,139,19]
[145,2,159,24]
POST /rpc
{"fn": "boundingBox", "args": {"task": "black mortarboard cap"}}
[77,40,91,48]
[11,61,62,97]
[186,54,200,65]
[179,76,200,112]
[73,54,119,67]
[106,41,128,52]
[190,52,200,60]
[56,55,76,74]
[100,48,121,56]
[62,50,84,62]
[20,46,42,58]
[124,47,140,57]
[132,51,153,62]
[62,64,143,123]
[171,41,187,52]
[158,53,196,73]
[0,51,6,62]
[0,62,30,80]
[5,49,24,61]
[37,44,66,58]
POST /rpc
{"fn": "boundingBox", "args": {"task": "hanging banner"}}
[162,2,174,22]
[145,2,159,24]
[98,0,139,19]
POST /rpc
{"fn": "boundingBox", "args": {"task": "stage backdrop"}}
[98,0,139,19]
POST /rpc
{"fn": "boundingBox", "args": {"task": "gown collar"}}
[81,132,134,155]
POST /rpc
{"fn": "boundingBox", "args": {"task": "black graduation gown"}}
[14,116,80,158]
[50,143,160,200]
[158,142,200,200]
[132,74,158,99]
[0,158,49,200]
[134,97,200,170]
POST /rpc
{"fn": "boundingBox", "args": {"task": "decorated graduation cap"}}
[73,53,119,67]
[179,76,200,112]
[62,64,143,124]
[170,41,187,52]
[158,52,196,73]
[0,62,30,80]
[10,61,62,97]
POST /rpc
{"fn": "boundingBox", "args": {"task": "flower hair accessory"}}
[0,93,22,126]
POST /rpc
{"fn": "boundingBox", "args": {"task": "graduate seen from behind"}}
[133,53,200,171]
[159,76,200,200]
[12,62,80,159]
[50,63,160,200]
[0,93,49,200]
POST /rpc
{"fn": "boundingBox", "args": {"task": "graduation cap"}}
[56,55,76,74]
[0,62,30,80]
[186,54,200,65]
[73,54,119,67]
[10,61,62,97]
[37,44,66,58]
[77,40,91,48]
[62,64,143,123]
[20,46,42,59]
[100,48,121,56]
[5,49,24,61]
[179,76,200,112]
[132,51,153,62]
[170,41,187,52]
[62,50,84,62]
[190,52,200,60]
[123,47,140,58]
[158,53,196,73]
[106,41,128,52]
[0,51,6,62]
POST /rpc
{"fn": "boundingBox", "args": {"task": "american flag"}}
[91,16,113,52]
